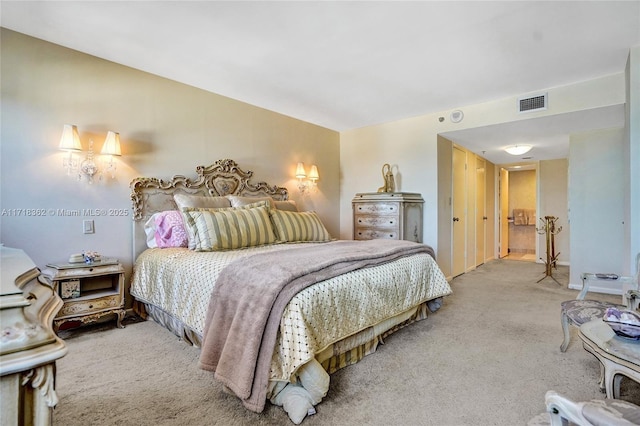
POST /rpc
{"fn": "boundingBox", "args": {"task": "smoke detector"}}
[450,110,464,123]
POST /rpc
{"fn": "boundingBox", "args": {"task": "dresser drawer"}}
[354,228,398,240]
[354,214,399,229]
[353,202,399,216]
[56,292,122,318]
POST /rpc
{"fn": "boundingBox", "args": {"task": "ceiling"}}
[2,1,639,165]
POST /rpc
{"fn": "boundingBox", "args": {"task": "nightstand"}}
[42,258,125,332]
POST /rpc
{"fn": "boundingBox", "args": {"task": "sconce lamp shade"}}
[504,145,532,155]
[59,124,82,151]
[101,131,122,156]
[308,165,319,181]
[295,162,307,179]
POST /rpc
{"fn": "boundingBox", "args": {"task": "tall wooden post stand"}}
[536,215,562,284]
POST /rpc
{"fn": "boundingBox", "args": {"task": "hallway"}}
[505,252,536,262]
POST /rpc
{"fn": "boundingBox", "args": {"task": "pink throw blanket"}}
[198,239,434,412]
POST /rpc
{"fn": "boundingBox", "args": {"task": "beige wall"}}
[538,159,569,265]
[340,71,627,283]
[0,29,340,284]
[508,170,536,213]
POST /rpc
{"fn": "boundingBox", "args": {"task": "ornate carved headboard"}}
[130,159,288,262]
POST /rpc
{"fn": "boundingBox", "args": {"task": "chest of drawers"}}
[352,192,424,242]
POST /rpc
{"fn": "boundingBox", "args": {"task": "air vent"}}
[518,93,547,113]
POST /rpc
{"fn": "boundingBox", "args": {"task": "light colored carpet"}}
[53,259,640,425]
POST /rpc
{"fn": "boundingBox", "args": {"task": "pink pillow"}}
[154,211,188,248]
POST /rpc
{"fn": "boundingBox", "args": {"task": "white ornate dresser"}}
[352,192,424,243]
[1,246,67,426]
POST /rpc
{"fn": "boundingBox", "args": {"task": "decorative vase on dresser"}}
[352,192,424,243]
[1,246,68,426]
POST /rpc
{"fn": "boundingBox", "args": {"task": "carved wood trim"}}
[130,159,289,220]
[22,364,59,407]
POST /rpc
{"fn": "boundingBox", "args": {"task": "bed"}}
[129,159,452,424]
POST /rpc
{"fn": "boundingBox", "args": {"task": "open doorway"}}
[499,166,537,262]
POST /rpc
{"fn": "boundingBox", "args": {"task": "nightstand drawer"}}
[49,263,123,279]
[56,292,122,318]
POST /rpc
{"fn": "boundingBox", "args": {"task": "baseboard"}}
[568,282,623,296]
[535,259,569,266]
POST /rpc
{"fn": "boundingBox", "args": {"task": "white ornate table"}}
[579,319,640,399]
[1,246,68,425]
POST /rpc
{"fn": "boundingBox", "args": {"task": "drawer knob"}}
[89,304,93,309]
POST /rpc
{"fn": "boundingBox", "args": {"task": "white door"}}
[452,147,467,276]
[499,167,509,258]
[476,159,486,266]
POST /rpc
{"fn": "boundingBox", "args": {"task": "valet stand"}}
[537,215,562,284]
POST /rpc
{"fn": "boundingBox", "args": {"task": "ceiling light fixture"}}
[504,145,532,156]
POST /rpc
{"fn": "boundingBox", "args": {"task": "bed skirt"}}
[132,297,440,377]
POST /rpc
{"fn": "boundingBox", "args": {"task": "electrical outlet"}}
[83,220,94,234]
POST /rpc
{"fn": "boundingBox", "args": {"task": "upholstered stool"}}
[560,299,623,352]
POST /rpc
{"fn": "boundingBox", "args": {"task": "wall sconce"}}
[101,131,122,179]
[504,145,532,155]
[59,124,82,176]
[59,124,122,184]
[295,162,319,194]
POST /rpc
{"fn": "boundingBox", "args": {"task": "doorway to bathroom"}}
[500,167,537,262]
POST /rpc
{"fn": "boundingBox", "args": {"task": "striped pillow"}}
[269,210,331,242]
[182,204,276,251]
[181,201,269,249]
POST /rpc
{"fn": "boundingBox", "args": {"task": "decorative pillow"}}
[144,215,159,248]
[180,200,269,250]
[269,210,331,243]
[173,193,231,210]
[182,204,277,251]
[226,195,275,210]
[273,200,298,212]
[143,210,188,248]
